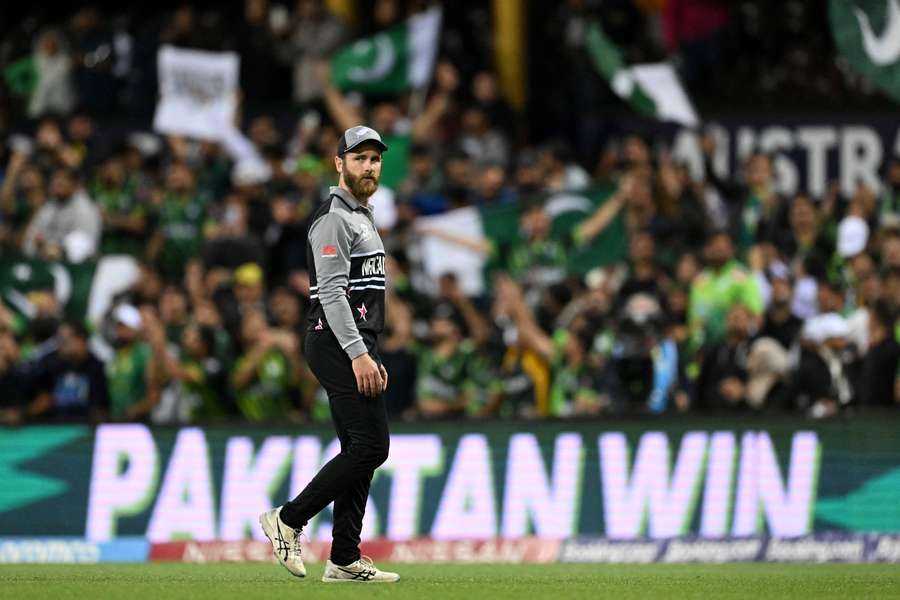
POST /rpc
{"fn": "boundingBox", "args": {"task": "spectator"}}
[470,163,516,206]
[105,304,161,421]
[688,230,763,349]
[203,195,266,271]
[857,302,900,407]
[655,156,707,255]
[459,107,510,169]
[232,309,301,421]
[27,321,108,421]
[703,136,787,252]
[63,112,97,170]
[791,314,853,417]
[159,285,190,344]
[781,195,833,271]
[757,263,802,351]
[232,262,267,315]
[539,141,590,193]
[92,153,147,256]
[615,230,667,310]
[28,28,75,118]
[148,162,209,281]
[145,309,231,422]
[275,0,349,105]
[502,202,567,298]
[1,154,47,250]
[695,303,755,411]
[471,70,514,135]
[603,293,679,415]
[396,144,445,219]
[745,337,790,410]
[22,166,101,262]
[879,223,900,271]
[414,302,476,420]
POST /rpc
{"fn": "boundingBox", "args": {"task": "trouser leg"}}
[280,331,389,560]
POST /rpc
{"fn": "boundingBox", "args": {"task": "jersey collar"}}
[330,186,374,215]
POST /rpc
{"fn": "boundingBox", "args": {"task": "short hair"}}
[61,320,89,340]
[53,165,80,181]
[870,300,896,331]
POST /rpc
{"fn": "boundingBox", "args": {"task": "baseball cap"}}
[114,304,142,330]
[234,263,263,287]
[337,126,388,156]
[837,215,869,258]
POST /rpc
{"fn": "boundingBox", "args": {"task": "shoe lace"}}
[359,555,375,569]
[291,528,305,555]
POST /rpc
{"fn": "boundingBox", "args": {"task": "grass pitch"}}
[2,562,898,599]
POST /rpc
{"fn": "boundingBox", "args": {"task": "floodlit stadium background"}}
[0,0,899,566]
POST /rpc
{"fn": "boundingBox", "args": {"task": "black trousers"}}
[280,330,389,566]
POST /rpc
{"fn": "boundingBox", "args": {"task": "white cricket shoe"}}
[259,506,306,577]
[322,556,399,583]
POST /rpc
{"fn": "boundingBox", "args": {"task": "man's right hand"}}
[352,352,383,397]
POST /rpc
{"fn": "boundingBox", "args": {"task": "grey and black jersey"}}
[306,186,386,360]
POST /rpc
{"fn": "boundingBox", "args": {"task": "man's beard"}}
[344,170,379,199]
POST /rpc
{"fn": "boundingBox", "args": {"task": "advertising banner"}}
[664,115,900,199]
[1,419,898,546]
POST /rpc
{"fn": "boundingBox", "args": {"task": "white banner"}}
[153,46,239,142]
[416,207,487,296]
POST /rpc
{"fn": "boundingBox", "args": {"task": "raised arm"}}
[574,177,629,244]
[415,223,493,255]
[316,61,363,132]
[411,62,459,142]
[496,275,554,360]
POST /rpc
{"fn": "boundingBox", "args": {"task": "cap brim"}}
[341,138,388,155]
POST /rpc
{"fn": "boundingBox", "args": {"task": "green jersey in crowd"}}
[106,341,152,418]
[464,348,503,417]
[548,329,604,417]
[179,358,227,419]
[156,192,207,280]
[414,340,476,413]
[688,259,763,349]
[505,238,569,289]
[233,350,293,422]
[92,177,146,256]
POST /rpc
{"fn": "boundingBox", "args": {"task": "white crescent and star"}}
[347,34,397,83]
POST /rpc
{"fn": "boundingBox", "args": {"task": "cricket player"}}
[260,126,397,583]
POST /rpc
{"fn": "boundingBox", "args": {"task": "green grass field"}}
[2,562,899,599]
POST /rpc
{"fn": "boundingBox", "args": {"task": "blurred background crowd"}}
[0,0,898,425]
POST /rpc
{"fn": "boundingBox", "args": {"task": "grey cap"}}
[337,125,388,156]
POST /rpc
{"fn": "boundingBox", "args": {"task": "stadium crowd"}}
[0,0,898,425]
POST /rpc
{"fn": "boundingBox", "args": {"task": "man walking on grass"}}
[259,126,397,583]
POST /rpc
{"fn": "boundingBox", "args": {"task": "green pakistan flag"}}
[831,0,900,103]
